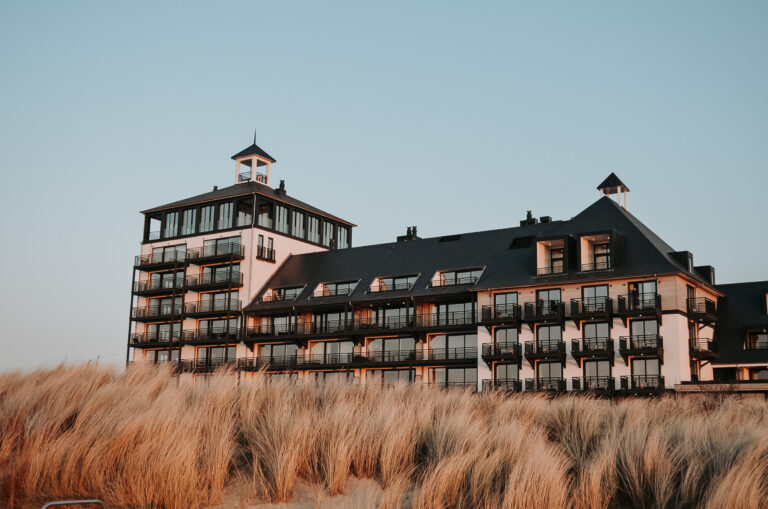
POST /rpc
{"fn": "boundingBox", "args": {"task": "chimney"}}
[276,180,286,196]
[213,185,218,191]
[396,225,420,242]
[519,210,538,227]
[540,216,552,224]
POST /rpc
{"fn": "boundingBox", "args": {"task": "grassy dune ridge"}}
[1,365,767,508]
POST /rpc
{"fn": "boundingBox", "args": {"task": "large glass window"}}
[217,202,233,230]
[312,311,350,333]
[260,343,298,360]
[368,337,416,362]
[151,244,186,263]
[148,296,183,315]
[583,322,610,349]
[182,209,197,235]
[582,285,609,312]
[374,275,417,292]
[200,290,239,312]
[163,212,179,238]
[338,227,349,249]
[292,210,305,238]
[200,205,215,232]
[322,222,334,247]
[146,322,181,341]
[747,333,768,350]
[307,216,320,243]
[437,269,482,286]
[236,199,253,227]
[494,328,518,347]
[310,371,355,384]
[537,361,562,380]
[274,205,289,233]
[550,248,564,274]
[371,306,410,328]
[317,281,357,297]
[148,270,184,291]
[435,301,476,325]
[536,325,561,350]
[272,286,303,301]
[196,345,236,363]
[495,363,519,380]
[429,367,477,387]
[200,317,238,335]
[146,349,180,364]
[594,243,611,270]
[631,358,660,388]
[629,281,658,308]
[310,340,354,364]
[258,202,274,229]
[536,288,562,315]
[203,236,241,256]
[367,369,414,385]
[271,315,297,335]
[429,334,476,359]
[630,319,659,348]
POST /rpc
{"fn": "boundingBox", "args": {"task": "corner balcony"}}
[131,304,183,322]
[569,297,613,326]
[616,293,661,324]
[523,301,565,328]
[132,279,184,297]
[524,340,566,367]
[182,328,239,345]
[687,297,717,323]
[134,251,187,271]
[571,337,614,363]
[619,375,665,395]
[186,244,245,265]
[482,378,522,392]
[689,338,718,361]
[184,272,244,292]
[481,342,522,365]
[619,335,663,364]
[572,376,615,394]
[184,299,241,318]
[178,359,237,374]
[480,303,521,327]
[524,377,566,392]
[129,331,182,348]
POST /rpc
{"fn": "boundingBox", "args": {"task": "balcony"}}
[184,272,244,292]
[572,376,615,394]
[133,279,183,296]
[255,246,276,262]
[354,316,414,333]
[426,381,477,390]
[423,347,478,362]
[414,310,476,329]
[523,300,565,326]
[300,352,355,369]
[238,355,298,372]
[184,299,241,318]
[129,331,182,347]
[134,251,186,270]
[616,293,661,323]
[482,378,522,392]
[571,337,614,363]
[481,342,522,365]
[131,304,183,322]
[480,303,521,326]
[182,328,239,345]
[186,244,245,265]
[619,375,665,395]
[687,297,717,323]
[569,297,613,326]
[690,338,718,361]
[536,266,565,276]
[364,349,418,365]
[178,359,237,374]
[369,280,414,293]
[243,319,352,340]
[619,335,663,363]
[524,378,566,392]
[524,340,566,367]
[580,257,613,272]
[429,275,480,287]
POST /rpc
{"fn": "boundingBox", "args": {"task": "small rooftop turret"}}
[598,172,630,209]
[232,131,276,186]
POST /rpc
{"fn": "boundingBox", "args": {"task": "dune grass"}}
[1,364,767,508]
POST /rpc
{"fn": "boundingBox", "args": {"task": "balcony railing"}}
[617,293,661,314]
[133,279,183,294]
[238,356,298,371]
[571,337,613,359]
[366,349,418,363]
[178,359,236,374]
[536,266,565,276]
[480,303,521,323]
[524,378,566,392]
[572,376,615,392]
[620,375,665,391]
[182,328,239,343]
[482,378,522,392]
[523,300,565,322]
[256,246,276,262]
[131,304,183,320]
[186,244,245,263]
[620,334,663,350]
[687,297,717,321]
[301,353,355,366]
[481,341,521,360]
[355,316,413,331]
[524,340,566,357]
[429,276,480,287]
[184,272,244,290]
[130,331,182,344]
[414,310,476,327]
[312,286,355,298]
[184,300,241,316]
[424,347,478,361]
[134,250,186,268]
[581,257,613,272]
[690,338,718,359]
[426,381,477,389]
[570,297,613,316]
[369,281,415,293]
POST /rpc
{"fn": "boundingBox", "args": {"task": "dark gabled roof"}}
[141,180,355,225]
[597,172,630,193]
[244,196,715,312]
[231,143,276,163]
[713,281,768,365]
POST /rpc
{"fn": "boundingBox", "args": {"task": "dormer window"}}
[580,234,612,272]
[263,286,304,302]
[313,280,358,298]
[370,275,418,293]
[536,239,566,275]
[431,268,483,287]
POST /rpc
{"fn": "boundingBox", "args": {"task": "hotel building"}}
[128,141,768,394]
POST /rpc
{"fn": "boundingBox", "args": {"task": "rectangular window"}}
[582,285,609,312]
[436,268,483,286]
[747,333,768,350]
[429,367,477,387]
[147,349,180,364]
[494,327,518,348]
[630,319,659,348]
[368,337,416,362]
[367,368,414,385]
[537,361,563,380]
[373,275,417,292]
[275,205,289,233]
[583,322,610,350]
[435,301,476,325]
[310,340,354,364]
[200,205,215,232]
[260,343,298,360]
[196,345,236,363]
[338,227,349,249]
[307,216,320,243]
[316,281,358,297]
[631,358,661,388]
[217,202,233,230]
[203,236,241,257]
[164,212,179,238]
[629,281,658,308]
[292,210,305,238]
[593,243,611,270]
[182,209,197,235]
[429,333,476,360]
[536,288,562,315]
[322,222,334,247]
[151,244,187,263]
[312,311,350,333]
[146,322,181,342]
[257,202,274,229]
[550,248,564,274]
[536,325,562,350]
[495,363,518,380]
[236,199,253,227]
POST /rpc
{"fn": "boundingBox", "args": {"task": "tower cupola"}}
[232,134,276,186]
[597,172,630,209]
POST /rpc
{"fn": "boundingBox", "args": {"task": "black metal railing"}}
[238,356,298,370]
[620,375,665,390]
[687,297,716,316]
[414,310,476,327]
[312,286,355,298]
[369,281,414,293]
[571,337,613,356]
[185,272,243,289]
[365,349,418,363]
[690,338,717,353]
[256,246,276,261]
[238,172,251,182]
[130,331,182,344]
[482,341,521,358]
[131,304,183,319]
[186,243,245,262]
[537,266,565,276]
[572,376,615,391]
[525,340,566,356]
[133,279,183,293]
[524,300,565,320]
[570,297,613,315]
[354,316,413,330]
[134,250,186,267]
[482,378,522,392]
[524,378,566,392]
[184,300,241,315]
[429,276,480,287]
[426,381,477,389]
[301,353,355,366]
[480,303,521,322]
[182,328,239,342]
[179,359,237,373]
[424,347,478,361]
[581,257,613,272]
[620,334,663,351]
[617,293,661,313]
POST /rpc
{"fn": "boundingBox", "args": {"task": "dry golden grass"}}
[2,364,768,508]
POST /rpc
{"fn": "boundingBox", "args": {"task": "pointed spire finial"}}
[253,128,257,145]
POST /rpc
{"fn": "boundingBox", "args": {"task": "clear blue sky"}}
[0,1,766,371]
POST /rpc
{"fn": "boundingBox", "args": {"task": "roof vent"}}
[397,226,420,242]
[439,234,462,243]
[519,210,538,227]
[540,216,552,224]
[276,180,287,196]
